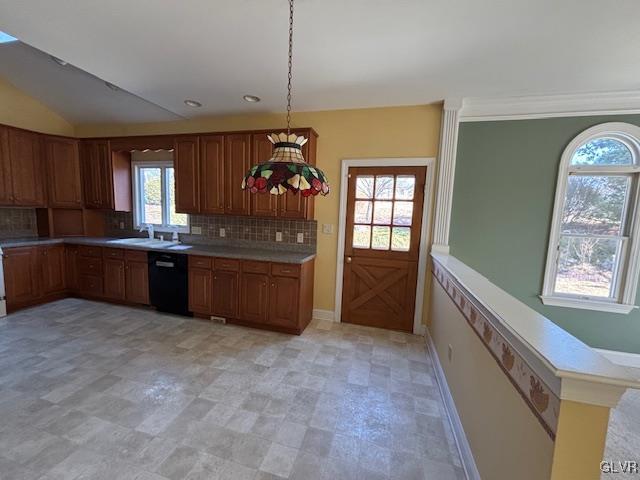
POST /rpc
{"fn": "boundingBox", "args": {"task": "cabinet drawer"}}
[78,245,102,258]
[189,256,212,269]
[241,260,268,274]
[79,274,103,295]
[215,258,240,271]
[103,248,124,259]
[125,249,148,262]
[78,257,103,275]
[271,263,300,278]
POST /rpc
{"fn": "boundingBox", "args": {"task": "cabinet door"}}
[224,133,251,216]
[8,129,45,206]
[3,247,38,308]
[0,126,12,205]
[250,134,277,217]
[240,272,269,323]
[188,267,212,314]
[125,261,149,304]
[269,276,299,327]
[213,270,238,318]
[45,137,82,207]
[41,245,67,295]
[200,135,225,214]
[104,258,126,300]
[82,140,112,209]
[174,136,200,213]
[277,130,312,219]
[65,245,79,292]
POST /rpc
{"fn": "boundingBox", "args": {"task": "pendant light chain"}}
[286,0,294,135]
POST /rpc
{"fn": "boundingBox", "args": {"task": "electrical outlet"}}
[296,233,304,243]
[219,228,226,238]
[275,231,283,242]
[191,226,202,235]
[119,222,125,230]
[322,224,334,235]
[448,344,453,362]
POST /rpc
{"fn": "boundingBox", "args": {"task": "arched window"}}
[542,122,640,313]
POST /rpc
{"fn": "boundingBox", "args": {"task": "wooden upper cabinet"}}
[81,140,113,209]
[250,134,277,217]
[7,128,45,206]
[224,133,251,216]
[174,136,200,213]
[44,137,82,207]
[0,126,11,205]
[200,135,225,214]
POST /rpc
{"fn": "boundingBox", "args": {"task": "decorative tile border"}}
[432,259,560,439]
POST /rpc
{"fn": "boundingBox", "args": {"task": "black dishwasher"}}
[148,251,191,316]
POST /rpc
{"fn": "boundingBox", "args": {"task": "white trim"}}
[460,91,640,122]
[560,377,627,408]
[426,332,480,480]
[312,309,335,322]
[595,348,640,371]
[432,99,462,252]
[540,295,636,314]
[333,157,436,335]
[542,122,640,314]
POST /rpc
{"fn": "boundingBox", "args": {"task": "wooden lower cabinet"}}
[3,246,39,310]
[188,257,314,334]
[41,245,66,295]
[104,258,126,300]
[65,245,79,292]
[125,260,149,305]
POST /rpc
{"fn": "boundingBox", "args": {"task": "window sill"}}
[539,295,637,314]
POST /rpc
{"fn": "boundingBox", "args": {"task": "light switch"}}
[296,233,304,243]
[219,228,226,238]
[275,231,283,242]
[191,226,202,235]
[322,224,334,235]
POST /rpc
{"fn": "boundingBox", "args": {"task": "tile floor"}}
[0,298,465,480]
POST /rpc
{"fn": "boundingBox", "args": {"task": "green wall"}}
[449,114,640,354]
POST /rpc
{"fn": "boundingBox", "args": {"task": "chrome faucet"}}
[139,224,155,239]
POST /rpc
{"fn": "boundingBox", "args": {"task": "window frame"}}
[541,122,640,314]
[131,160,189,233]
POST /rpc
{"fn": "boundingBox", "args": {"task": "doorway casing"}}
[333,157,436,334]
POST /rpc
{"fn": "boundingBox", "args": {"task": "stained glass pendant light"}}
[241,0,329,197]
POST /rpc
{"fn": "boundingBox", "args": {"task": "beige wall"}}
[429,279,555,479]
[76,104,442,315]
[0,76,74,136]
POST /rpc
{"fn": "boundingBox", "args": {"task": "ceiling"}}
[0,0,639,124]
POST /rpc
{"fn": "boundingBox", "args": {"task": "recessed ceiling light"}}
[184,99,202,108]
[105,81,119,92]
[0,31,17,44]
[50,55,67,66]
[243,95,261,103]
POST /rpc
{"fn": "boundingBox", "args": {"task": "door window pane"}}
[356,176,374,199]
[354,201,373,223]
[393,201,413,226]
[373,201,392,224]
[371,226,390,250]
[555,236,619,298]
[168,168,188,226]
[375,176,394,199]
[561,175,629,235]
[353,225,371,248]
[391,227,411,251]
[395,175,415,200]
[571,138,633,166]
[140,167,162,225]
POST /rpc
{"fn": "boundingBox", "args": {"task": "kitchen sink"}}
[108,238,178,248]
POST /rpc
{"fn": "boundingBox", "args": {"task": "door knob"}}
[346,257,352,263]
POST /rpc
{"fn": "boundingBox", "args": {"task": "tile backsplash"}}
[105,211,317,251]
[0,208,38,239]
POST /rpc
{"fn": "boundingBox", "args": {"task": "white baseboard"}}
[426,332,481,480]
[312,309,336,322]
[595,348,640,371]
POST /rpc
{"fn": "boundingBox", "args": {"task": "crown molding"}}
[459,91,640,122]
